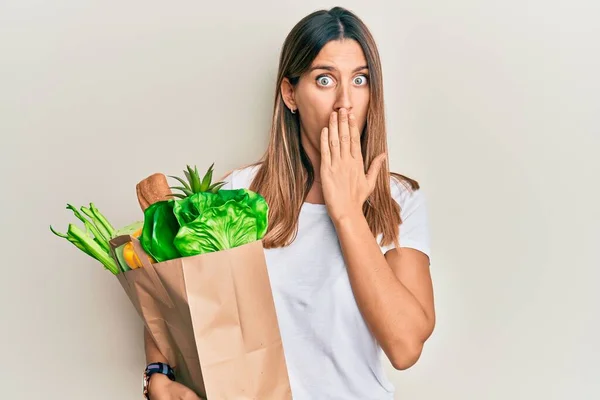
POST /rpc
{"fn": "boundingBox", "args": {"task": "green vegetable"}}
[140,188,269,260]
[112,221,144,272]
[80,206,111,242]
[67,223,119,274]
[113,220,143,237]
[168,163,227,199]
[50,225,93,257]
[216,189,269,239]
[172,191,222,226]
[140,201,182,262]
[90,203,115,237]
[51,204,142,274]
[113,245,132,272]
[66,204,110,252]
[51,221,119,274]
[173,198,259,256]
[138,163,269,262]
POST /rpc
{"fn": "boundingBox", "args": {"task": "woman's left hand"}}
[320,108,387,223]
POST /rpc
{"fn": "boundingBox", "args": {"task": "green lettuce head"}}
[172,189,268,256]
[140,187,269,261]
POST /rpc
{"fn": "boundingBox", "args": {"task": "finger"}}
[348,112,362,161]
[338,108,351,159]
[320,126,331,168]
[366,153,387,190]
[328,111,340,163]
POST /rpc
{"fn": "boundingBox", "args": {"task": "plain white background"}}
[1,1,599,399]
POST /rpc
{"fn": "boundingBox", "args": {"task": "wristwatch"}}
[143,362,176,399]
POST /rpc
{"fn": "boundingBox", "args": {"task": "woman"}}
[146,6,435,400]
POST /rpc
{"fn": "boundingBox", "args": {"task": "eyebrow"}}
[309,65,369,73]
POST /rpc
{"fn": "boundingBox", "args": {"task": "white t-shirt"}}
[221,164,431,400]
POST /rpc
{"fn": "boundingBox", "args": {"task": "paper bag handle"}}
[109,235,175,309]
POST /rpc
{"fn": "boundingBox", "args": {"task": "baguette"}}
[136,173,172,211]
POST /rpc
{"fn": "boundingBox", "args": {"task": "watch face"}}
[143,373,150,398]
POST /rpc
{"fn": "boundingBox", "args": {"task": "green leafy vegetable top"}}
[140,188,269,262]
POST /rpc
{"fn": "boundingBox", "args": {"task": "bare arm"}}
[144,327,168,364]
[144,328,202,399]
[333,213,435,370]
[317,108,435,370]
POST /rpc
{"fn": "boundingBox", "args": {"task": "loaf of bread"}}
[136,173,172,211]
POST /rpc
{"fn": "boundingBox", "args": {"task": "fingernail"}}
[349,113,355,120]
[340,108,347,115]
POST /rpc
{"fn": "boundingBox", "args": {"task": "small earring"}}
[291,108,296,114]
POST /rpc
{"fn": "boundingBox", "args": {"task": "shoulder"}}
[378,173,431,257]
[219,162,262,190]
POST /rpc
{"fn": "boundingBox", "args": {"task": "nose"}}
[333,84,352,113]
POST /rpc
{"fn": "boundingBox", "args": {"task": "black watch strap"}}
[146,362,176,381]
[143,362,176,399]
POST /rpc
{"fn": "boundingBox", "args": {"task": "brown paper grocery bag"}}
[109,235,292,400]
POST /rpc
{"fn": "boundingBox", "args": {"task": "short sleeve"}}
[219,170,235,190]
[218,164,260,191]
[379,180,431,261]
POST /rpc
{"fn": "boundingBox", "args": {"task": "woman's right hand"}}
[148,373,202,400]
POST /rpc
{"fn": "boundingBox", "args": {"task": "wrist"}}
[144,362,176,399]
[148,372,170,396]
[332,209,364,227]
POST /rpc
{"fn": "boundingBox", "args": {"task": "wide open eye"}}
[354,75,369,86]
[316,75,335,87]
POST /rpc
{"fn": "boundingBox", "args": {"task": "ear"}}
[280,77,297,111]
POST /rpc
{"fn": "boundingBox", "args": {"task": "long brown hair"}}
[244,7,419,249]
